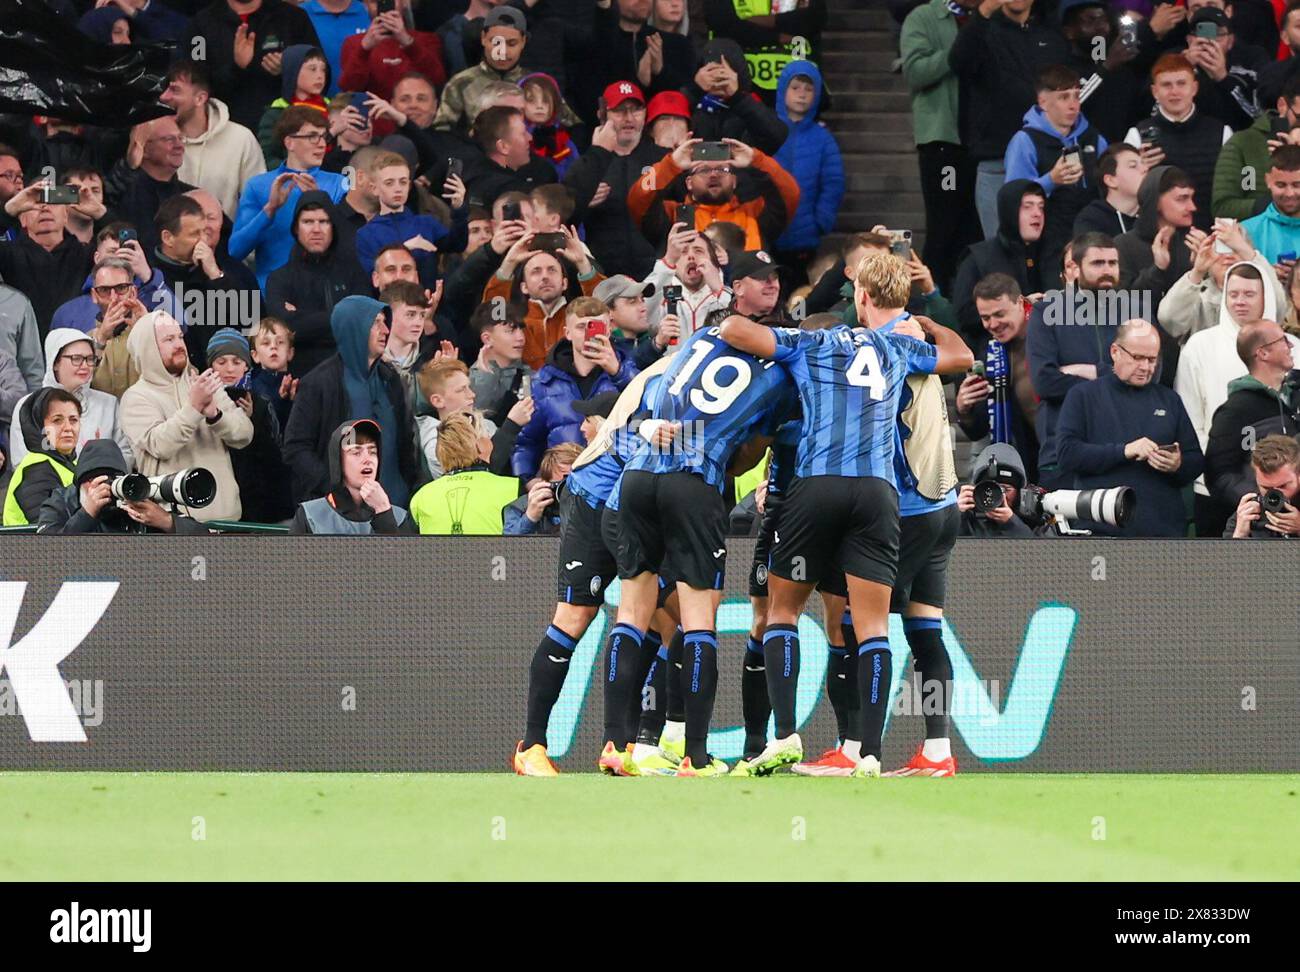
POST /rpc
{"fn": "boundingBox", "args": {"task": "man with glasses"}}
[231,105,349,289]
[1055,318,1203,536]
[85,257,151,399]
[108,116,197,257]
[0,145,23,242]
[49,223,174,337]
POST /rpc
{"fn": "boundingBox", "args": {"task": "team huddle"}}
[512,250,974,779]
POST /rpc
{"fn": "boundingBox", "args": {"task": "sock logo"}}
[0,582,117,742]
[547,655,571,664]
[870,652,882,704]
[564,560,583,570]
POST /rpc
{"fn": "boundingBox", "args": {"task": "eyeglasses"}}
[1115,344,1159,366]
[92,283,134,297]
[287,132,328,144]
[1257,335,1289,355]
[59,354,101,368]
[693,165,733,176]
[147,134,184,146]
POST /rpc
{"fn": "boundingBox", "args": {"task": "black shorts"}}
[890,504,959,613]
[603,504,681,609]
[749,495,848,598]
[769,475,900,589]
[616,470,728,591]
[556,488,617,606]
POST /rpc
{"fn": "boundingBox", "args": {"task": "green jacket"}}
[836,280,958,330]
[1212,112,1275,221]
[900,0,961,146]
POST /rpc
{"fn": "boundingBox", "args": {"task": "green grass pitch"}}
[2,772,1297,881]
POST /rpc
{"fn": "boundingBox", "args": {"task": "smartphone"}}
[446,157,464,180]
[584,318,608,350]
[692,141,730,162]
[1158,443,1178,451]
[889,229,912,260]
[1118,14,1138,50]
[42,184,80,206]
[1194,21,1218,41]
[662,284,683,345]
[502,201,522,222]
[970,361,986,379]
[1213,218,1236,255]
[517,372,532,400]
[377,0,395,13]
[1060,148,1081,168]
[676,203,697,230]
[532,232,566,253]
[117,228,137,245]
[1139,123,1161,147]
[1279,251,1298,264]
[261,34,284,54]
[225,386,249,402]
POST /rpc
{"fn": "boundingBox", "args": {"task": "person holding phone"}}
[1240,146,1300,268]
[1179,7,1268,135]
[336,0,447,101]
[0,180,96,335]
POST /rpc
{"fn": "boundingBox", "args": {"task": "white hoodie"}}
[1174,259,1300,496]
[644,259,731,340]
[177,98,267,218]
[8,328,134,469]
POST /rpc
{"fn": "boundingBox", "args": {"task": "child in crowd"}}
[249,317,298,431]
[467,302,534,425]
[416,358,530,479]
[520,73,580,179]
[259,46,332,169]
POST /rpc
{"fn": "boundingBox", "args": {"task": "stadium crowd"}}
[1,0,1299,540]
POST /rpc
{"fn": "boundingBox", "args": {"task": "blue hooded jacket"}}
[77,8,130,44]
[774,61,845,252]
[1003,106,1108,197]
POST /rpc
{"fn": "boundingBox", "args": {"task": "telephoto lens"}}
[108,473,150,503]
[148,468,217,509]
[972,480,1005,513]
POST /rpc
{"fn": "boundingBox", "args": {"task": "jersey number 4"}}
[667,339,753,414]
[846,345,886,401]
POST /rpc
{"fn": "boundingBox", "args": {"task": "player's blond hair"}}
[854,250,911,311]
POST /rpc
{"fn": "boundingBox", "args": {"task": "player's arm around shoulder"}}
[911,314,974,375]
[717,314,801,360]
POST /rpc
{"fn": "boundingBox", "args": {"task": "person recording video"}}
[957,443,1041,538]
[1225,434,1300,538]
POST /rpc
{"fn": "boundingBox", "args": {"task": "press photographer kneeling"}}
[1226,435,1300,539]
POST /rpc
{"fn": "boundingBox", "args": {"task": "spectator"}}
[51,230,173,336]
[322,94,378,174]
[627,136,801,254]
[414,357,528,478]
[266,190,374,377]
[184,0,323,133]
[8,329,133,470]
[1205,320,1300,510]
[0,146,23,241]
[1124,54,1232,231]
[356,150,469,287]
[230,106,349,290]
[1115,165,1198,296]
[258,45,333,169]
[104,117,198,258]
[643,222,731,336]
[703,249,783,327]
[1225,433,1300,536]
[36,440,209,535]
[63,168,109,247]
[0,183,95,337]
[1175,258,1296,531]
[77,6,134,44]
[520,73,582,180]
[503,440,582,534]
[468,301,534,424]
[1028,231,1125,488]
[289,418,417,533]
[1059,0,1143,144]
[183,189,264,297]
[702,0,828,107]
[83,257,148,399]
[954,273,1041,483]
[282,295,420,504]
[2,389,83,526]
[0,347,26,453]
[1004,65,1109,278]
[82,0,188,43]
[119,311,253,522]
[1180,6,1266,134]
[483,228,606,371]
[378,280,435,412]
[586,0,695,120]
[338,0,447,100]
[1213,77,1300,221]
[772,61,845,283]
[564,81,668,279]
[646,90,692,150]
[957,442,1041,536]
[900,0,983,295]
[679,39,789,154]
[593,274,675,368]
[951,180,1047,342]
[511,295,637,479]
[435,0,508,77]
[161,60,268,220]
[1257,2,1300,104]
[331,146,381,256]
[249,316,299,430]
[206,328,295,523]
[410,412,520,534]
[948,0,1071,239]
[303,0,372,97]
[463,105,558,210]
[1056,319,1202,536]
[1241,145,1300,264]
[1074,143,1146,238]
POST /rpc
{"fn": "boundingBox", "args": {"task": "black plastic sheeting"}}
[0,0,172,127]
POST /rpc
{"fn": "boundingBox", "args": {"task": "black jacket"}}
[265,191,372,378]
[1131,108,1227,232]
[229,394,295,524]
[104,166,196,257]
[564,138,669,280]
[581,8,695,122]
[0,232,93,339]
[1066,46,1144,144]
[183,0,322,131]
[281,353,421,504]
[152,247,261,366]
[1073,197,1136,239]
[1115,165,1194,304]
[464,155,557,211]
[949,8,1072,161]
[288,418,418,534]
[952,179,1046,342]
[956,333,1041,485]
[1205,375,1300,509]
[442,242,506,361]
[9,390,77,523]
[679,39,789,156]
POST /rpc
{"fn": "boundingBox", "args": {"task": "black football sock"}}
[857,636,892,761]
[636,640,670,745]
[625,629,662,743]
[665,627,686,724]
[825,647,853,745]
[763,623,800,739]
[841,608,861,735]
[682,630,719,768]
[601,622,645,749]
[905,617,951,741]
[741,636,771,759]
[523,624,578,750]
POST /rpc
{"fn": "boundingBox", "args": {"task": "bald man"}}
[1054,319,1204,536]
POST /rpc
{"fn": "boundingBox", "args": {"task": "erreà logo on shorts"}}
[50,902,151,952]
[0,581,117,742]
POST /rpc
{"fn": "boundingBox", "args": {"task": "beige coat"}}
[118,311,253,521]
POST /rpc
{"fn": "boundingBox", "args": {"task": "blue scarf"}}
[986,339,1012,446]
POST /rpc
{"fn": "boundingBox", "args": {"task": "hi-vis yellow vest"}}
[3,452,74,526]
[409,469,518,535]
[724,0,812,92]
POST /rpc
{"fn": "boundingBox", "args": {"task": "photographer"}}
[957,443,1040,537]
[1225,433,1300,537]
[504,442,583,536]
[36,440,208,535]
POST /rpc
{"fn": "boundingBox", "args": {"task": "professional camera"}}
[970,443,1026,516]
[1019,484,1135,535]
[108,468,217,509]
[1259,488,1289,514]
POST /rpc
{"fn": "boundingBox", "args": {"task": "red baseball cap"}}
[646,90,691,124]
[602,80,646,110]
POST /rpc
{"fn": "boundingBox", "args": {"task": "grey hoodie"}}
[0,284,43,391]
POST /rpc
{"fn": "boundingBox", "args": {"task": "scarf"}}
[986,339,1013,446]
